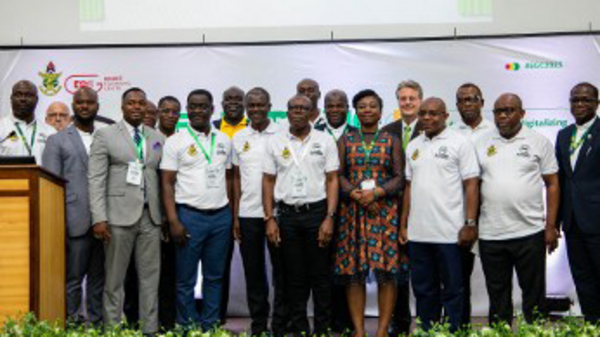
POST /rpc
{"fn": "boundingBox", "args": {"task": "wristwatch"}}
[264,215,275,222]
[465,219,477,227]
[327,211,336,219]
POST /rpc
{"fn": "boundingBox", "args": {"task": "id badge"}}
[205,165,222,189]
[126,161,143,186]
[291,172,308,198]
[361,179,376,191]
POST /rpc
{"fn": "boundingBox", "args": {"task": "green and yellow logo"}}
[487,145,497,157]
[38,62,62,96]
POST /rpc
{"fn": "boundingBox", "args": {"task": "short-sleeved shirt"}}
[232,122,279,218]
[0,116,56,165]
[263,127,339,205]
[405,127,480,243]
[161,127,232,210]
[453,118,495,143]
[476,127,558,240]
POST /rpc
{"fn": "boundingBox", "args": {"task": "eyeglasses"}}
[492,107,520,116]
[570,97,598,105]
[457,96,481,104]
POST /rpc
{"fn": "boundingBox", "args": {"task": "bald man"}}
[43,86,104,324]
[401,97,480,332]
[46,101,72,131]
[0,80,55,164]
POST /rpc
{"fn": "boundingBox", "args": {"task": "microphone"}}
[0,131,17,144]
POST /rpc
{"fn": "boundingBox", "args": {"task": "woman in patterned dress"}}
[334,89,405,337]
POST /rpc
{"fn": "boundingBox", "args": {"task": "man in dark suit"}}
[381,80,423,336]
[42,87,104,325]
[89,87,165,335]
[556,82,600,323]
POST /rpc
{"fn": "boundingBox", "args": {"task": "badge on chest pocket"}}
[205,165,223,189]
[291,171,308,198]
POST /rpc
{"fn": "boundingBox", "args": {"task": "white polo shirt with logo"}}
[476,127,558,241]
[232,122,279,218]
[405,127,480,243]
[263,127,339,205]
[161,127,232,210]
[0,116,55,165]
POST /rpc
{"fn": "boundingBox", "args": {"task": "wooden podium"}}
[0,165,66,326]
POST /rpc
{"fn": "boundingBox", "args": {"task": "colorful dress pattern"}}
[334,130,404,284]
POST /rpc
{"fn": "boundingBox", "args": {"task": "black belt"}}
[178,203,229,216]
[277,199,326,214]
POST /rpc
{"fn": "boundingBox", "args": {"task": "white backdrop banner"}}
[1,34,599,316]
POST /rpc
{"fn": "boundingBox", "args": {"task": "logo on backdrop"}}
[64,73,132,94]
[38,62,63,96]
[505,61,564,71]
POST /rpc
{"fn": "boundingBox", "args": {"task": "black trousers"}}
[219,239,234,324]
[159,239,177,330]
[389,282,411,335]
[278,201,332,335]
[239,217,288,335]
[565,219,600,323]
[480,230,546,325]
[460,247,475,326]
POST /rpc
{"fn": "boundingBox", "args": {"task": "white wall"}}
[0,0,599,45]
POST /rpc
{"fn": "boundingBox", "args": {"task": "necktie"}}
[134,127,142,146]
[402,125,412,151]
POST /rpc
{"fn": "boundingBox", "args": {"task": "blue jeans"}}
[175,204,232,331]
[409,242,464,332]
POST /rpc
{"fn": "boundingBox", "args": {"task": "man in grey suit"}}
[89,87,165,335]
[42,87,104,325]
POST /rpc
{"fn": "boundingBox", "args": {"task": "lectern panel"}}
[0,197,30,325]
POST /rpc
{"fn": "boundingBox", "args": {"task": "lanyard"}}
[360,130,380,167]
[325,124,347,141]
[14,122,37,156]
[187,126,216,164]
[287,137,311,169]
[570,127,591,155]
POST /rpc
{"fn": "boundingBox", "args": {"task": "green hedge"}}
[2,313,600,336]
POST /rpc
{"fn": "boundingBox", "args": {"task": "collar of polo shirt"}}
[249,120,278,135]
[424,126,449,142]
[493,125,527,143]
[10,114,37,127]
[286,125,313,142]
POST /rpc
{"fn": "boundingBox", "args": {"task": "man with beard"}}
[45,101,72,131]
[161,89,233,330]
[263,94,339,336]
[556,82,600,324]
[213,86,247,139]
[43,87,104,325]
[89,87,165,335]
[0,80,55,164]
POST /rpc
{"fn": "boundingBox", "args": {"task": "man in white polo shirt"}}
[476,93,559,325]
[452,82,496,326]
[160,89,232,331]
[231,87,286,336]
[400,97,480,332]
[453,83,495,141]
[263,94,339,336]
[0,80,55,164]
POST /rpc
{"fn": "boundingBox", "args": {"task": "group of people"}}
[1,78,599,336]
